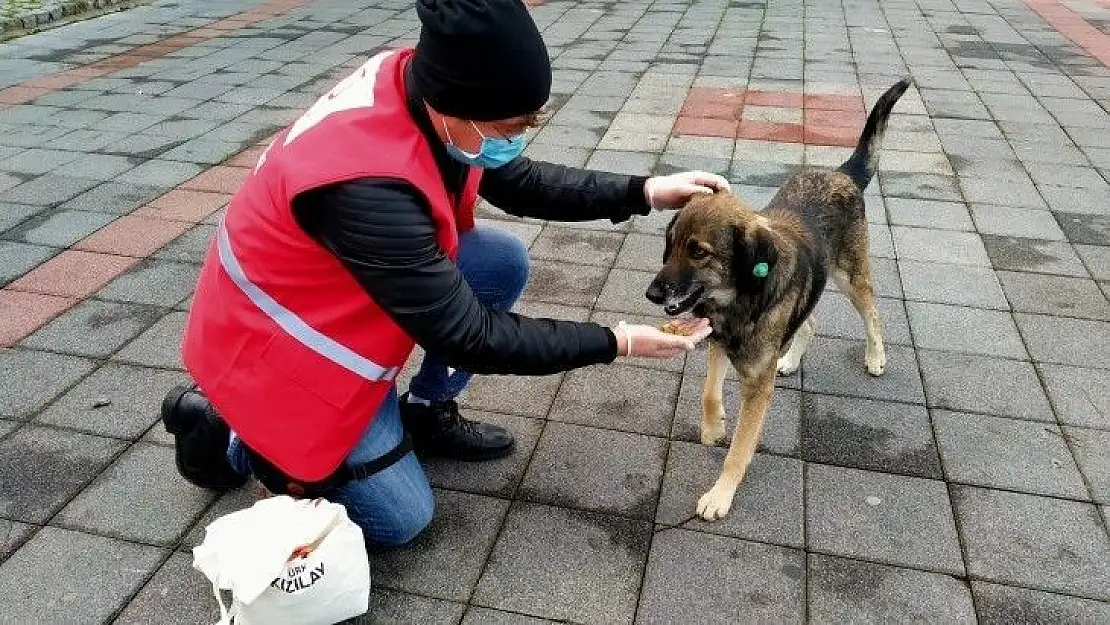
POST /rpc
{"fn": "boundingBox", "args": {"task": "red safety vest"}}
[182,48,481,482]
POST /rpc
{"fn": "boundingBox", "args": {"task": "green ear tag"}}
[752,262,769,278]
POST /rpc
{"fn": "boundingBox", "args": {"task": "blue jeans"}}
[228,225,530,546]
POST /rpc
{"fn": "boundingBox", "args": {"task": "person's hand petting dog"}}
[612,318,713,360]
[644,171,731,209]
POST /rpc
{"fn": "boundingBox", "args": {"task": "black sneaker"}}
[399,393,515,461]
[161,384,248,491]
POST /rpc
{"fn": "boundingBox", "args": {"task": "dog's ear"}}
[662,211,680,262]
[731,225,778,291]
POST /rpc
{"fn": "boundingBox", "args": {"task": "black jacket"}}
[290,68,651,376]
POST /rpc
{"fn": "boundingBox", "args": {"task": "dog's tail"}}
[838,78,911,191]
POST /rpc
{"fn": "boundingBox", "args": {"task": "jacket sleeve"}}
[291,178,619,375]
[478,156,653,223]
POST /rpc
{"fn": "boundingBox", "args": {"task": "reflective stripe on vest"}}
[216,219,400,383]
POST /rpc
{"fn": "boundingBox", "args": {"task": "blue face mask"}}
[444,121,526,169]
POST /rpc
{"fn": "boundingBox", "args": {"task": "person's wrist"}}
[612,324,631,357]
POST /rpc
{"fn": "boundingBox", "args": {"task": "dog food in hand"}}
[661,319,699,336]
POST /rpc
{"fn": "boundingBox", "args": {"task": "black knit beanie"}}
[411,0,551,121]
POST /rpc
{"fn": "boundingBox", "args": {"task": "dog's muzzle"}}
[646,276,704,316]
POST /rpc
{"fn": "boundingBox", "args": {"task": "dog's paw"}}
[696,484,736,522]
[776,355,801,376]
[865,351,886,377]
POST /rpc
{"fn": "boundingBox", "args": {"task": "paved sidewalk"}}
[1,0,1109,622]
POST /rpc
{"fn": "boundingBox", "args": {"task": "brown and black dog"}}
[646,78,910,521]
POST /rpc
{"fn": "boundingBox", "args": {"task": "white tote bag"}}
[193,495,371,625]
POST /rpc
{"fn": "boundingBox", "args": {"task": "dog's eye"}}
[687,242,709,260]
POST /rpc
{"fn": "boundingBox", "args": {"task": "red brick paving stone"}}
[180,166,250,194]
[672,116,739,138]
[134,189,231,223]
[0,290,77,347]
[74,215,193,258]
[0,87,52,105]
[7,250,138,299]
[805,109,866,129]
[680,99,742,120]
[226,146,266,168]
[744,90,804,108]
[737,121,804,143]
[804,125,860,147]
[1025,0,1110,66]
[804,94,866,112]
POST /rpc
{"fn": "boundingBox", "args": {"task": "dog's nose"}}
[645,278,667,304]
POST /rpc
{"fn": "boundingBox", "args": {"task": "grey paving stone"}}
[180,485,263,551]
[460,372,564,418]
[117,159,205,187]
[0,241,55,286]
[0,148,82,175]
[802,338,926,404]
[807,464,964,575]
[886,198,974,231]
[364,589,464,624]
[0,516,35,565]
[898,259,1008,309]
[113,311,188,370]
[868,223,896,258]
[367,490,508,602]
[1054,212,1109,247]
[58,181,166,215]
[934,410,1088,499]
[520,422,666,519]
[1075,244,1110,281]
[891,226,991,266]
[114,551,222,625]
[36,363,188,440]
[919,349,1054,421]
[140,223,210,264]
[529,124,602,150]
[0,526,164,624]
[907,302,1027,359]
[1038,364,1110,429]
[529,226,624,267]
[59,154,138,181]
[511,301,590,323]
[585,149,656,176]
[813,292,912,345]
[657,444,803,547]
[952,485,1110,600]
[548,364,680,436]
[0,424,124,523]
[0,348,97,419]
[97,259,199,307]
[520,260,607,308]
[808,554,976,625]
[3,174,100,207]
[20,299,164,359]
[970,204,1067,240]
[802,393,941,478]
[476,219,542,249]
[879,172,962,202]
[998,271,1110,320]
[55,443,216,545]
[596,267,667,316]
[637,529,805,624]
[9,209,115,248]
[972,581,1110,625]
[103,133,186,159]
[159,138,244,165]
[1014,313,1110,369]
[614,232,664,270]
[1039,184,1110,216]
[0,202,43,235]
[472,502,651,623]
[983,235,1090,277]
[461,606,560,625]
[1064,427,1110,504]
[423,412,542,498]
[673,373,801,456]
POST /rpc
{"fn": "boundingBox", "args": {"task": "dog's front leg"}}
[696,357,776,522]
[700,341,729,446]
